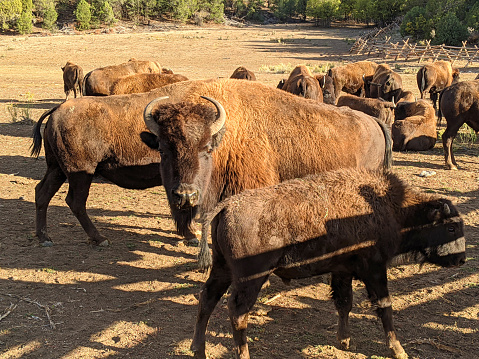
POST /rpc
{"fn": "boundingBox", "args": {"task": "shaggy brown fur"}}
[83,58,162,96]
[62,61,84,100]
[109,73,189,95]
[281,65,323,102]
[397,90,416,103]
[367,63,403,102]
[392,100,436,151]
[328,60,378,103]
[229,66,256,81]
[416,60,460,110]
[337,94,395,127]
[192,168,465,359]
[314,73,336,104]
[439,80,479,169]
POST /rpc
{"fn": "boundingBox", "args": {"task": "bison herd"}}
[32,57,470,359]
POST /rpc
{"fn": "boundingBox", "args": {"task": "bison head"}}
[142,96,226,237]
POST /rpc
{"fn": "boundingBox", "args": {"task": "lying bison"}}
[229,66,256,81]
[392,100,437,151]
[83,58,162,96]
[417,60,460,110]
[336,94,395,128]
[280,65,322,101]
[191,168,465,359]
[62,61,84,100]
[439,80,479,170]
[328,60,378,102]
[140,78,392,264]
[109,73,189,95]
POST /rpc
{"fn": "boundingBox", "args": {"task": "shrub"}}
[16,9,33,34]
[42,1,58,30]
[307,0,340,27]
[433,12,469,46]
[400,6,433,41]
[75,0,91,30]
[0,0,23,30]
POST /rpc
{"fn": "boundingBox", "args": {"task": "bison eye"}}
[448,226,455,233]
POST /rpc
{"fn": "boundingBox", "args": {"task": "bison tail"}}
[30,106,58,158]
[373,117,393,170]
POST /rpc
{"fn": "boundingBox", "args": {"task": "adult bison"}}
[109,73,189,95]
[336,94,395,128]
[417,60,460,110]
[392,100,436,151]
[61,61,84,100]
[229,66,256,81]
[191,168,465,359]
[83,58,162,96]
[328,60,378,103]
[438,80,479,170]
[366,63,403,102]
[140,78,392,265]
[280,65,323,101]
[314,73,336,104]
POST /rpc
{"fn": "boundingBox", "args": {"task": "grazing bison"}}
[280,65,323,101]
[191,168,465,359]
[438,80,479,170]
[140,78,392,267]
[314,73,336,104]
[61,61,84,100]
[328,60,378,103]
[229,66,256,81]
[336,94,395,128]
[366,63,403,102]
[417,60,460,110]
[392,100,436,151]
[83,58,162,96]
[109,73,189,95]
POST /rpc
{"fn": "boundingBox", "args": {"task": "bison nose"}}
[171,186,199,208]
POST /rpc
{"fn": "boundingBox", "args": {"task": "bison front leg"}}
[442,125,461,170]
[362,267,407,359]
[331,272,353,350]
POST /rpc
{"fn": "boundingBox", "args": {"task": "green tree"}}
[0,0,23,30]
[42,0,57,29]
[75,0,91,30]
[400,6,433,40]
[433,11,469,45]
[307,0,340,27]
[16,8,32,33]
[171,0,198,22]
[352,0,375,25]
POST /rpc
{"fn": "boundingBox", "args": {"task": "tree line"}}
[1,0,478,46]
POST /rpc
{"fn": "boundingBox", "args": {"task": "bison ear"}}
[140,131,160,150]
[211,126,226,149]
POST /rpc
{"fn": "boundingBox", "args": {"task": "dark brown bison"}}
[438,80,479,170]
[229,66,256,81]
[62,61,84,100]
[336,94,395,128]
[280,65,322,101]
[191,168,465,359]
[417,60,460,110]
[328,60,378,103]
[83,58,162,96]
[366,63,403,102]
[314,73,336,104]
[109,73,189,95]
[392,100,436,151]
[140,78,392,266]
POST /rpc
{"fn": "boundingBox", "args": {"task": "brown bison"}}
[328,60,378,103]
[191,168,465,359]
[392,100,436,151]
[61,61,84,100]
[140,78,392,266]
[439,80,479,170]
[417,60,460,110]
[396,90,416,103]
[83,58,162,96]
[280,65,323,101]
[366,63,403,102]
[314,73,336,104]
[336,94,395,128]
[109,73,189,95]
[229,66,256,81]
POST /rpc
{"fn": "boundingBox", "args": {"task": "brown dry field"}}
[0,22,478,359]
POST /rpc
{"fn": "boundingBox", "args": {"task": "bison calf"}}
[392,99,437,151]
[337,94,395,127]
[109,73,189,95]
[230,66,256,81]
[192,168,465,359]
[62,61,84,100]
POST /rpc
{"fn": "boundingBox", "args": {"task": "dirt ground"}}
[0,21,478,359]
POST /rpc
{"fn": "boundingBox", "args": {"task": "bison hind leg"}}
[331,272,354,350]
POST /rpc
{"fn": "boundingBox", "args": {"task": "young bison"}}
[192,168,465,359]
[62,61,84,100]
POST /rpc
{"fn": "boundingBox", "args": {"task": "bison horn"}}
[200,96,226,135]
[391,96,395,107]
[443,203,451,215]
[143,96,170,136]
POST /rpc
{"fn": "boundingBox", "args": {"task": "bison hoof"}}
[40,240,54,247]
[390,342,408,359]
[186,238,200,247]
[98,239,110,247]
[338,337,350,350]
[445,164,458,170]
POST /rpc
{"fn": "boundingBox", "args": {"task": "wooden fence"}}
[350,25,479,67]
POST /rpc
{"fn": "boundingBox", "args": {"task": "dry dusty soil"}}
[0,21,478,359]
